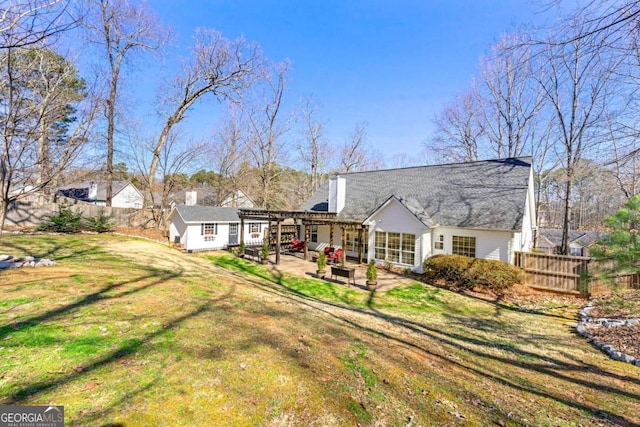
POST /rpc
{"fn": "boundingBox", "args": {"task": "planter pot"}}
[316,269,326,279]
[261,259,269,265]
[366,280,377,291]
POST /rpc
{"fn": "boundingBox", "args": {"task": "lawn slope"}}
[0,234,638,426]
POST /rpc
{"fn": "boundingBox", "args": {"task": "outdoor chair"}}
[290,240,305,252]
[326,248,343,264]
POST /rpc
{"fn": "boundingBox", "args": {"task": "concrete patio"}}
[262,251,412,292]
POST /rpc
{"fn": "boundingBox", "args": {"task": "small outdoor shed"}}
[168,205,268,252]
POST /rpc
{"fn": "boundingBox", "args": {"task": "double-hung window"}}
[452,236,476,258]
[202,223,217,242]
[310,225,318,243]
[434,234,444,250]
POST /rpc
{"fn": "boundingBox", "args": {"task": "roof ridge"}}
[329,156,533,176]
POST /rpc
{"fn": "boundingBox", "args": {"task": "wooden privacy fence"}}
[514,251,640,295]
[5,196,165,229]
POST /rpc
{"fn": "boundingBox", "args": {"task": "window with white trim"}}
[452,235,476,258]
[249,223,260,233]
[402,233,415,265]
[310,225,318,243]
[374,231,415,265]
[202,223,217,242]
[434,234,444,250]
[375,231,386,260]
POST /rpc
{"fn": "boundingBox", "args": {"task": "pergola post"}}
[240,217,245,245]
[329,224,334,249]
[341,227,347,265]
[304,223,310,261]
[275,220,282,264]
[358,228,363,264]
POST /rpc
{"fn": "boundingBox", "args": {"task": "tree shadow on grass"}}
[4,286,236,406]
[322,290,640,425]
[215,262,640,426]
[0,235,106,261]
[0,266,184,341]
[66,379,159,426]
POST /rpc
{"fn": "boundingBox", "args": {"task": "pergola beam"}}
[238,209,340,221]
[237,208,365,264]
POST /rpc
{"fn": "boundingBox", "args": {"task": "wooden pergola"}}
[238,209,366,265]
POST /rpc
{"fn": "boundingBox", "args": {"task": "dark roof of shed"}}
[299,157,533,231]
[172,205,241,222]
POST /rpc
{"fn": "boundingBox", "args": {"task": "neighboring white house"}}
[299,157,537,272]
[168,205,269,252]
[169,188,255,209]
[219,189,255,208]
[57,181,144,209]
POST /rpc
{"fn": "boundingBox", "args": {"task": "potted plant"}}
[316,252,327,279]
[366,260,378,290]
[260,243,269,264]
[238,241,245,258]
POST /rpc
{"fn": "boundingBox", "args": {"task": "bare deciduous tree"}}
[338,121,371,173]
[1,0,72,50]
[147,28,263,208]
[427,88,483,163]
[246,61,292,209]
[80,0,169,206]
[479,33,544,159]
[205,104,251,201]
[534,22,618,253]
[296,95,331,194]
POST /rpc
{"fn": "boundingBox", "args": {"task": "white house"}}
[168,205,269,252]
[219,189,255,208]
[57,181,143,209]
[299,157,536,272]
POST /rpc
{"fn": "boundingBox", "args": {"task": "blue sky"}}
[143,0,551,162]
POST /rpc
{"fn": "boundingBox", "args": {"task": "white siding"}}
[169,214,187,245]
[241,221,268,246]
[419,233,432,272]
[308,225,342,252]
[220,191,255,208]
[431,227,515,263]
[366,199,429,272]
[518,169,536,252]
[184,223,228,251]
[169,216,267,252]
[113,184,143,209]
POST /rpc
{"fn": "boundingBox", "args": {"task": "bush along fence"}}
[5,196,165,229]
[514,251,640,295]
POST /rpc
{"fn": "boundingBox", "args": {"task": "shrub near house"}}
[424,254,523,293]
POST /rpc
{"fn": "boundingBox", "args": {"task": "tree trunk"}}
[106,82,116,207]
[0,198,9,238]
[561,177,573,255]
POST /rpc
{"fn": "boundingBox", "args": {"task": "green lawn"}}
[1,234,639,426]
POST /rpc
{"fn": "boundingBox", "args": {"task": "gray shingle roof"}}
[299,157,533,231]
[538,228,603,248]
[173,205,240,222]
